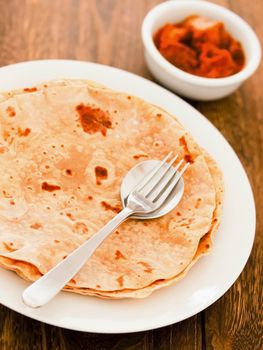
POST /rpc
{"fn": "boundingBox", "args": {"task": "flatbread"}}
[0,80,223,298]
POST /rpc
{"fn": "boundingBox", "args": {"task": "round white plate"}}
[0,60,256,333]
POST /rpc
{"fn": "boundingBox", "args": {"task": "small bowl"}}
[141,0,261,100]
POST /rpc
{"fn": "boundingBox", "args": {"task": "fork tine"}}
[154,162,190,205]
[141,154,178,196]
[136,152,173,192]
[145,157,183,200]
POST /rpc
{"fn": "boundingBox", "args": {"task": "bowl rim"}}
[141,0,262,87]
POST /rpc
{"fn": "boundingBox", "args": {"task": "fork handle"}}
[22,207,133,308]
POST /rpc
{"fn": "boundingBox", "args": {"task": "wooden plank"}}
[151,315,202,350]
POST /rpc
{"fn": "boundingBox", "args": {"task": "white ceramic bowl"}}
[141,0,261,100]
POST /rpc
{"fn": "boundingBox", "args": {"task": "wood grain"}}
[0,0,262,349]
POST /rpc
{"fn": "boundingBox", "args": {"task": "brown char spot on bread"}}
[70,279,76,285]
[116,276,124,287]
[179,136,188,150]
[137,261,153,273]
[0,144,7,154]
[133,154,148,160]
[179,136,194,164]
[41,182,61,192]
[18,127,31,137]
[184,154,194,164]
[3,130,10,141]
[23,87,37,92]
[195,198,202,208]
[101,201,121,213]
[3,242,17,252]
[76,103,112,136]
[65,169,72,175]
[2,190,12,198]
[95,166,108,185]
[115,250,126,260]
[30,223,43,230]
[6,106,16,117]
[73,222,89,234]
[66,213,75,221]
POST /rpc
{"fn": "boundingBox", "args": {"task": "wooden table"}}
[0,0,262,349]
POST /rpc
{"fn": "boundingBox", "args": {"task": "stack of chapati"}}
[0,80,223,298]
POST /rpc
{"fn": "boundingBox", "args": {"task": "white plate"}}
[0,60,256,333]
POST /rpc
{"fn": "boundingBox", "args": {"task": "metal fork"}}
[22,152,189,308]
